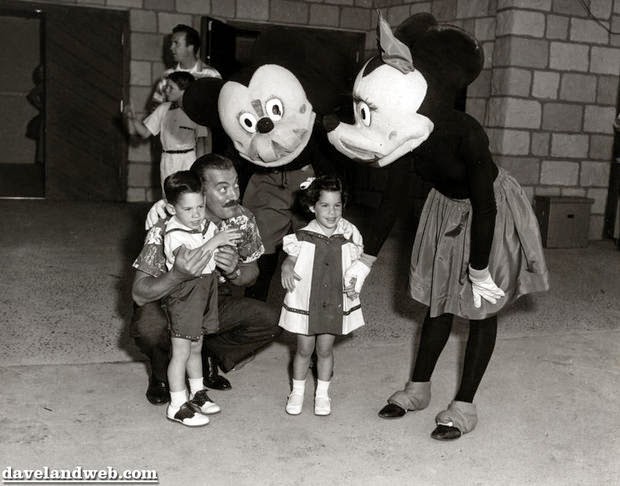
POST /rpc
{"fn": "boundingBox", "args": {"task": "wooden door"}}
[45,5,128,200]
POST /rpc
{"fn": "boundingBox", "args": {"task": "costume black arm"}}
[363,157,412,256]
[463,121,498,270]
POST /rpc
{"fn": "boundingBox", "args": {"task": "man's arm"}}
[132,244,213,305]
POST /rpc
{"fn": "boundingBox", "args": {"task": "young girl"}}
[279,175,365,416]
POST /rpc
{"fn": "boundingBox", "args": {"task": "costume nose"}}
[257,117,274,134]
[323,114,340,133]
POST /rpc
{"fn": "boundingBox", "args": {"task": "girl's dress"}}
[278,218,365,335]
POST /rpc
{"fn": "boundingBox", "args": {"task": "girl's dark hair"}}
[167,71,195,91]
[163,170,202,204]
[297,174,348,217]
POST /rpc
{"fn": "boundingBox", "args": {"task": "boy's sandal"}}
[167,402,210,427]
[431,401,478,441]
[378,381,431,419]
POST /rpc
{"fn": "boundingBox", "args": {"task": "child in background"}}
[279,175,365,416]
[160,170,241,427]
[125,71,208,194]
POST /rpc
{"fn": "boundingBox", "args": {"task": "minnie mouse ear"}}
[395,13,484,90]
[182,77,224,128]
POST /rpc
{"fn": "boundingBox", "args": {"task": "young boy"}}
[160,170,241,427]
[125,71,208,194]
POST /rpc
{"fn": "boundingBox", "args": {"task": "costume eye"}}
[265,98,284,121]
[356,101,371,127]
[239,113,257,133]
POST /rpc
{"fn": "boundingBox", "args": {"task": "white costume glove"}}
[145,199,169,230]
[344,253,376,293]
[468,265,505,308]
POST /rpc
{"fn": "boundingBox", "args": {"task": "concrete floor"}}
[1,200,619,486]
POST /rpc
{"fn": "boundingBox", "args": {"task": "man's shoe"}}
[146,380,169,405]
[204,355,231,390]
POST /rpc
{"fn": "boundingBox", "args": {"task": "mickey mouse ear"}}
[377,12,415,74]
[182,77,224,128]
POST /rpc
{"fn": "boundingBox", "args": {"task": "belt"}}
[163,148,193,154]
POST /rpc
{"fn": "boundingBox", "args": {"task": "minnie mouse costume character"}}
[326,13,549,440]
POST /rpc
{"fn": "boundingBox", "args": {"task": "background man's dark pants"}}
[131,293,281,383]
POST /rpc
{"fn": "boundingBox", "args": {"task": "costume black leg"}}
[379,311,452,418]
[244,253,279,301]
[411,311,454,382]
[431,315,497,440]
[454,315,497,402]
[204,294,281,375]
[130,302,170,404]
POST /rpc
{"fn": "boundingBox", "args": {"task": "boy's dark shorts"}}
[162,275,219,341]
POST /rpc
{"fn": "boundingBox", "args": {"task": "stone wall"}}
[484,0,620,239]
[15,0,620,239]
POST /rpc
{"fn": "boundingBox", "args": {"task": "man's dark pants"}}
[131,291,281,383]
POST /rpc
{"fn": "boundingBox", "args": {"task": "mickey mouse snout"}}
[257,117,274,134]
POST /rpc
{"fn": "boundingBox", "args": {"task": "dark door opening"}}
[0,8,44,198]
[0,1,129,201]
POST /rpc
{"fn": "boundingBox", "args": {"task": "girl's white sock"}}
[316,379,330,398]
[189,377,204,395]
[170,390,187,408]
[291,378,306,394]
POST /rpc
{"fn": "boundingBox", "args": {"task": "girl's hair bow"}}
[299,177,316,190]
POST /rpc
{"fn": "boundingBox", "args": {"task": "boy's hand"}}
[211,228,242,247]
[280,257,301,292]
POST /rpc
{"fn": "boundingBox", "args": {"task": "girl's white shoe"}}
[285,391,304,415]
[314,395,331,416]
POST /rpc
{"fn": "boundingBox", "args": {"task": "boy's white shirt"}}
[163,216,217,273]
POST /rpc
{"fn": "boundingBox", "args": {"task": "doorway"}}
[0,1,129,201]
[0,10,43,197]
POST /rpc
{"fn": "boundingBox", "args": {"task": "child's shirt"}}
[143,102,207,152]
[163,216,217,274]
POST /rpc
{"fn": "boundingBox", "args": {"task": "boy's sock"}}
[316,379,330,398]
[189,377,204,397]
[169,390,188,409]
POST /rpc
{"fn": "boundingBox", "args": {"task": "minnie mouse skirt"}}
[408,168,549,320]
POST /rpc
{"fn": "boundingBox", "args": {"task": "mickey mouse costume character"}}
[184,28,349,301]
[326,13,549,440]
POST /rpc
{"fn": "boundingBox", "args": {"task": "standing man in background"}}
[152,24,221,106]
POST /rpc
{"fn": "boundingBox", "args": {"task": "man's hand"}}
[172,244,213,278]
[213,245,239,275]
[145,199,169,230]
